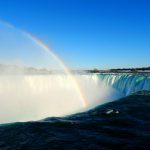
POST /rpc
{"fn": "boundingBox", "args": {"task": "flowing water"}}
[0,73,149,150]
[0,73,123,123]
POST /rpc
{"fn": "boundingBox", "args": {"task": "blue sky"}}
[0,0,150,69]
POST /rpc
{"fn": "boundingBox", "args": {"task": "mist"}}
[0,71,123,124]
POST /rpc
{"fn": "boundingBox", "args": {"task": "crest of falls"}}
[96,73,150,95]
[0,73,149,123]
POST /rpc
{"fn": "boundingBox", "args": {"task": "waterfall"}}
[0,73,149,123]
[95,73,150,95]
[0,73,122,123]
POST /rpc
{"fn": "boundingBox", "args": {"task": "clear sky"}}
[0,0,150,69]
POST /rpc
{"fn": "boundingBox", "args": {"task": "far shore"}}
[0,64,149,75]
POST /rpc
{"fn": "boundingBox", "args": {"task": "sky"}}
[0,0,150,69]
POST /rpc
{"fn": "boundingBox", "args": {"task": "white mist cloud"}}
[0,73,123,124]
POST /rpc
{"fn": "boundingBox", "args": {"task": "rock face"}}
[0,91,149,150]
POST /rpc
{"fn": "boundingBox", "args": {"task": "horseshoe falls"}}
[0,73,149,123]
[89,73,150,96]
[0,73,150,150]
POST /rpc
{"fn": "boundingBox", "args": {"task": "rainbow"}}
[0,19,88,108]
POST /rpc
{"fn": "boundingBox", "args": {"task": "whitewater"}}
[0,73,149,123]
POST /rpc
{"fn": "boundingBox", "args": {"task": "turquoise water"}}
[0,74,149,149]
[97,73,150,95]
